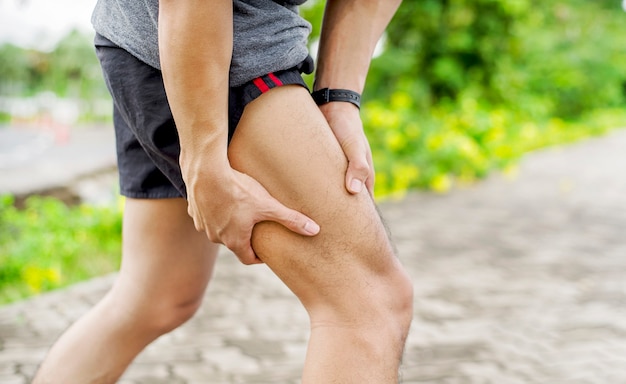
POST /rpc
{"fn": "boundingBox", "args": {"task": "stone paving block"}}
[120,362,172,382]
[225,338,285,359]
[124,378,185,384]
[183,315,252,339]
[457,360,506,381]
[415,298,470,321]
[165,329,226,349]
[247,325,309,343]
[17,362,38,380]
[0,362,15,375]
[0,346,47,364]
[133,343,202,364]
[1,336,57,350]
[0,323,36,342]
[401,362,463,382]
[232,360,303,383]
[271,341,307,371]
[0,374,27,384]
[172,361,230,382]
[200,346,260,374]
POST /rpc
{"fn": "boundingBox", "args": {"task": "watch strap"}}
[311,88,361,109]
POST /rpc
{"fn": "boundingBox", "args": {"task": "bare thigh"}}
[228,86,403,316]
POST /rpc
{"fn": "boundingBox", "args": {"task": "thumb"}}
[344,151,371,195]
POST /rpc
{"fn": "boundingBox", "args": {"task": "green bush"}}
[0,195,122,304]
[364,95,626,197]
[305,0,626,198]
[375,0,626,114]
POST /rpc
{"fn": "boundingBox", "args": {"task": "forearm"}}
[158,0,233,171]
[156,0,320,261]
[314,0,402,93]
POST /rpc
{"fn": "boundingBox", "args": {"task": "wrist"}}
[179,144,230,178]
[318,100,361,117]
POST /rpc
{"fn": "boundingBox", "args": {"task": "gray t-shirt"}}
[91,0,312,87]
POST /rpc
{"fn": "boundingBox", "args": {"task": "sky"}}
[0,0,97,51]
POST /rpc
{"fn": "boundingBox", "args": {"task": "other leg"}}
[33,198,219,384]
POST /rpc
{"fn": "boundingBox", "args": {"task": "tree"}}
[375,0,626,118]
[0,29,108,100]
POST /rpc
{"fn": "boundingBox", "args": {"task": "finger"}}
[221,224,263,265]
[265,202,320,237]
[344,149,371,194]
[187,205,203,232]
[231,240,264,265]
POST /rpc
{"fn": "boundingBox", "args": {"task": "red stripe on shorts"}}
[268,73,283,87]
[253,77,270,93]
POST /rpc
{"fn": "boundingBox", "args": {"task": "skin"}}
[32,0,411,382]
[229,85,413,383]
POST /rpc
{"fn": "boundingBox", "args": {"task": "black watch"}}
[311,88,361,109]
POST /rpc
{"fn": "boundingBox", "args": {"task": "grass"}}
[0,195,122,305]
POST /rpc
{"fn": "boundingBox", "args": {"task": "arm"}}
[159,0,320,265]
[315,0,402,195]
[159,0,232,170]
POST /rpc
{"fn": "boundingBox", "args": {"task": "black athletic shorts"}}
[94,33,312,199]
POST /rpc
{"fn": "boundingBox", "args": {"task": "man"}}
[33,0,413,382]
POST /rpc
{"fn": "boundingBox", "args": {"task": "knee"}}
[368,269,414,353]
[352,245,414,339]
[107,286,205,337]
[310,255,414,343]
[146,295,204,335]
[389,268,414,339]
[363,264,413,343]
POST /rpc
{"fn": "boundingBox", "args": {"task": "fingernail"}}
[304,221,320,235]
[350,179,363,193]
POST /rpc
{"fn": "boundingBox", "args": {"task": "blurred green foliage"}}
[303,0,626,197]
[0,195,122,304]
[375,0,626,116]
[0,30,108,99]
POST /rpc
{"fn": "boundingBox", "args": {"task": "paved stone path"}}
[0,125,116,201]
[1,129,626,383]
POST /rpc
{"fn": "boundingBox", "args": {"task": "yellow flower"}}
[429,174,452,193]
[23,266,61,293]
